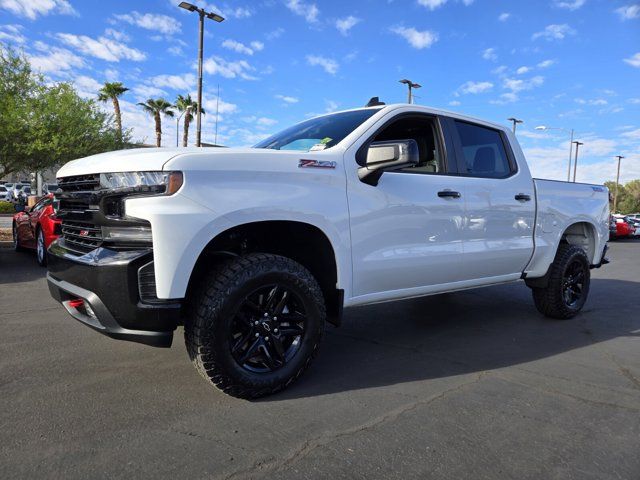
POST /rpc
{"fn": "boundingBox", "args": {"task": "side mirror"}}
[358,139,420,186]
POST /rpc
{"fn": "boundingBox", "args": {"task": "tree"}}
[98,81,128,145]
[138,98,174,147]
[175,94,204,147]
[0,45,127,179]
[605,179,640,214]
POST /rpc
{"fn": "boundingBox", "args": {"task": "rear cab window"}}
[453,120,515,178]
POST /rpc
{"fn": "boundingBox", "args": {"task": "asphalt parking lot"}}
[1,241,639,480]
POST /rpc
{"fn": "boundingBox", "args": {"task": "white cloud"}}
[266,28,285,40]
[335,16,361,35]
[449,100,461,106]
[624,52,640,68]
[113,11,181,35]
[0,24,25,44]
[532,24,576,41]
[553,0,586,10]
[0,0,76,19]
[221,39,263,55]
[275,94,299,104]
[575,98,608,106]
[621,128,640,140]
[630,98,640,104]
[616,4,640,20]
[202,95,238,115]
[516,66,530,75]
[56,32,146,62]
[503,75,544,93]
[131,84,168,100]
[148,73,196,91]
[285,0,319,23]
[243,116,278,127]
[202,56,257,80]
[482,48,497,61]
[391,26,438,49]
[168,45,183,56]
[537,59,556,68]
[417,0,448,10]
[73,75,103,99]
[498,12,511,21]
[104,28,130,42]
[306,54,339,74]
[28,41,84,76]
[457,81,493,95]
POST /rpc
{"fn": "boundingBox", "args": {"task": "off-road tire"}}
[184,253,325,399]
[532,244,590,319]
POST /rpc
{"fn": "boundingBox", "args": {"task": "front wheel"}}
[531,244,591,319]
[13,223,25,252]
[36,227,47,267]
[184,253,325,399]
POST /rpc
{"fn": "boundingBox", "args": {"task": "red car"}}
[614,218,635,239]
[12,194,61,266]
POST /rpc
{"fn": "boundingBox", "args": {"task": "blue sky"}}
[1,0,639,183]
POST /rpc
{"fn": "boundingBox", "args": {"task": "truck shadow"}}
[270,278,640,401]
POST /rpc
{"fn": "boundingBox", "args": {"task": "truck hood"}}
[56,147,259,178]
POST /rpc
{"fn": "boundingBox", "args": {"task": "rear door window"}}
[454,121,514,178]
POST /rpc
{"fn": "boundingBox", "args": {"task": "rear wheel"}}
[36,227,47,267]
[531,244,590,319]
[184,253,325,399]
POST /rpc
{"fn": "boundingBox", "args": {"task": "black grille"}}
[57,174,100,192]
[61,220,103,253]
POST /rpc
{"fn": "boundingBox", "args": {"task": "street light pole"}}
[572,141,583,183]
[535,125,575,181]
[176,110,186,147]
[178,2,224,148]
[613,155,625,213]
[399,79,421,104]
[196,9,204,147]
[508,117,523,134]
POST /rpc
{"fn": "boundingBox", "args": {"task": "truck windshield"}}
[253,108,381,151]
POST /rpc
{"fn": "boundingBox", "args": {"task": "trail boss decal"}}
[298,159,337,169]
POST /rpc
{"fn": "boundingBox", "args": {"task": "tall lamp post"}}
[535,125,575,182]
[613,155,625,213]
[175,106,192,147]
[572,141,584,183]
[399,79,421,104]
[508,117,523,134]
[178,2,224,147]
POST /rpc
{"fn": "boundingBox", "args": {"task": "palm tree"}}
[137,99,175,147]
[97,82,128,144]
[175,94,204,147]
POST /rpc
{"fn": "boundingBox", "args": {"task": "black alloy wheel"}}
[561,259,586,308]
[230,284,307,373]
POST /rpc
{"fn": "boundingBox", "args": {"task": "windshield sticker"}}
[298,159,337,169]
[320,137,332,144]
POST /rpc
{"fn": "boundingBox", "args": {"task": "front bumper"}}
[47,240,182,347]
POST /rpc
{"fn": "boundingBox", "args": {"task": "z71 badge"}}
[298,159,337,169]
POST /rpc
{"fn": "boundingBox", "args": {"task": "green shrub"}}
[0,201,15,214]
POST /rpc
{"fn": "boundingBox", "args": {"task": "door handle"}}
[515,193,531,201]
[438,190,461,199]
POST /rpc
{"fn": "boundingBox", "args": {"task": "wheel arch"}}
[560,221,598,264]
[185,220,344,326]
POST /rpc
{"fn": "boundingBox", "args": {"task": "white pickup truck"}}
[47,102,610,398]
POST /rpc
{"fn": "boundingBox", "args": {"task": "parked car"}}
[43,183,59,194]
[613,217,635,239]
[0,185,8,201]
[8,183,27,202]
[609,216,618,240]
[13,193,61,266]
[47,102,610,398]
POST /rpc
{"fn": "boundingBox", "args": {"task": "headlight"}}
[99,171,183,195]
[102,226,153,243]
